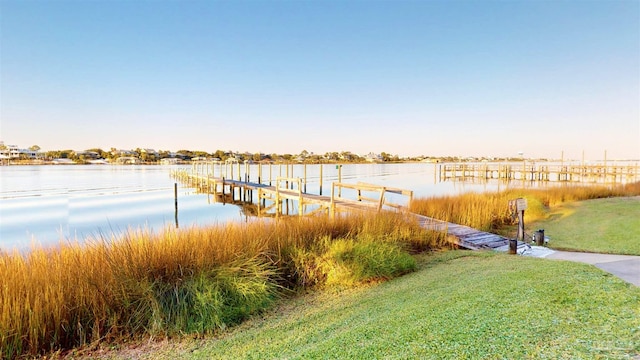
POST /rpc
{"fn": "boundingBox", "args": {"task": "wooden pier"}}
[171,168,414,218]
[439,162,639,183]
[172,164,523,251]
[413,214,527,251]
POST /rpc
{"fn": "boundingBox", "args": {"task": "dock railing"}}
[330,182,413,212]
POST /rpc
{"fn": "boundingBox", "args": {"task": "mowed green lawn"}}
[124,252,640,360]
[528,196,640,255]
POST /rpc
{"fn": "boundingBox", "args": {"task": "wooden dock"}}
[172,169,413,218]
[412,213,527,251]
[439,162,639,183]
[172,167,524,252]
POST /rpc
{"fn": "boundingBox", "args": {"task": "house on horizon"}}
[0,143,39,159]
[111,149,137,157]
[160,158,181,165]
[364,152,383,162]
[74,151,101,160]
[140,148,158,157]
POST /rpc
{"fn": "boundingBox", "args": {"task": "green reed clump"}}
[0,212,444,359]
[286,233,422,289]
[323,237,417,286]
[409,182,640,231]
[151,257,278,335]
[279,214,448,288]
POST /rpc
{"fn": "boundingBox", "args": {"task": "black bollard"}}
[509,239,517,254]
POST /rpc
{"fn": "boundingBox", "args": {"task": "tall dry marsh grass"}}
[410,182,640,231]
[0,213,445,358]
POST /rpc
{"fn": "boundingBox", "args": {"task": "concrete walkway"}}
[519,246,640,287]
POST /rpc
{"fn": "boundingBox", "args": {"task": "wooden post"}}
[174,183,179,228]
[338,164,342,197]
[221,177,226,203]
[319,164,323,195]
[304,163,307,193]
[517,209,525,241]
[530,162,535,181]
[237,161,241,181]
[515,198,527,242]
[298,178,303,216]
[257,188,262,216]
[258,163,262,184]
[377,187,385,212]
[275,179,280,215]
[330,182,335,219]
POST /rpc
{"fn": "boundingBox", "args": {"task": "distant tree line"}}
[9,143,541,164]
[37,148,411,164]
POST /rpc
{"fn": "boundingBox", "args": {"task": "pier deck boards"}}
[413,213,526,251]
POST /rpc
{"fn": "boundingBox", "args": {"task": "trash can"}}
[534,229,545,246]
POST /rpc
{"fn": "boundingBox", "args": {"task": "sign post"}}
[508,198,528,254]
[515,198,527,242]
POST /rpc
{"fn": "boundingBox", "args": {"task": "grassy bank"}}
[0,213,446,359]
[410,182,640,233]
[118,252,640,359]
[527,196,640,255]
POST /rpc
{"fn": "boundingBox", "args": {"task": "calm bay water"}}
[0,162,604,252]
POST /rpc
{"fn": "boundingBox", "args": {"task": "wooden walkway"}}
[172,170,414,217]
[412,214,527,251]
[173,169,524,252]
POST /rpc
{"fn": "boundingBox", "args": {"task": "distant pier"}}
[438,162,639,184]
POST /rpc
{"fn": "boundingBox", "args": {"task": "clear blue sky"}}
[1,0,638,160]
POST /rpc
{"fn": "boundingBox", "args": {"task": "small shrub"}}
[285,244,327,287]
[323,237,416,287]
[167,259,278,335]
